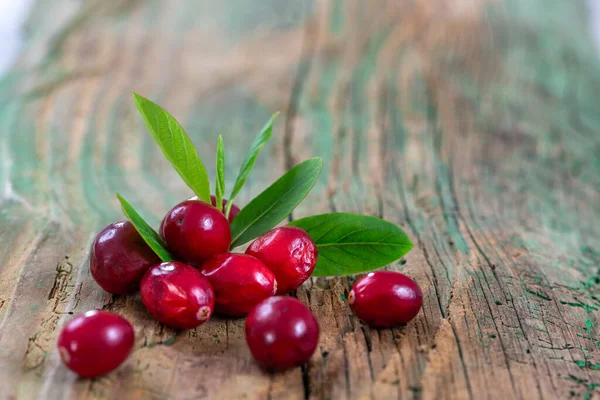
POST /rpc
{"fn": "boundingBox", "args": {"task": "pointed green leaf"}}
[226,113,278,217]
[215,135,225,209]
[133,92,210,202]
[116,193,173,262]
[289,213,413,276]
[229,157,322,248]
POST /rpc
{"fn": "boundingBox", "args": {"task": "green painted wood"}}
[0,0,599,399]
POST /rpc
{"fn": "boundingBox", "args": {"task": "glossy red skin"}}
[57,310,134,378]
[210,195,240,223]
[201,253,276,316]
[245,296,319,370]
[160,199,231,266]
[348,271,423,328]
[90,221,161,294]
[140,261,215,329]
[184,195,240,224]
[246,227,317,295]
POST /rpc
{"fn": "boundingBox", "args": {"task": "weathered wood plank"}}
[1,0,599,399]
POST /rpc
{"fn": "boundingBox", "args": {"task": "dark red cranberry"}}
[90,221,161,294]
[246,227,317,295]
[210,195,240,223]
[201,253,276,316]
[160,199,231,266]
[140,261,214,329]
[245,296,319,370]
[57,310,134,377]
[348,271,423,328]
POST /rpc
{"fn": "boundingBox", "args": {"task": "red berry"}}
[201,253,277,316]
[57,310,134,378]
[140,261,214,329]
[160,199,231,266]
[245,296,319,370]
[210,195,240,223]
[348,271,422,328]
[90,221,161,294]
[246,227,317,295]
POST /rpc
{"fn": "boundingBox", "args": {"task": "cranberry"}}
[348,271,423,328]
[140,261,214,329]
[160,199,231,266]
[57,310,134,377]
[201,253,276,316]
[90,221,160,294]
[210,195,240,223]
[246,227,317,295]
[245,296,319,370]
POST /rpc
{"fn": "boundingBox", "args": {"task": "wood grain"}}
[1,0,599,399]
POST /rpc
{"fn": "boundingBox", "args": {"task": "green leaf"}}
[226,113,278,217]
[288,213,413,276]
[215,135,225,208]
[229,157,322,248]
[133,92,211,202]
[116,193,173,262]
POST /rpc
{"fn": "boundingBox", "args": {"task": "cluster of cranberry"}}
[58,193,322,376]
[55,95,423,379]
[57,193,423,378]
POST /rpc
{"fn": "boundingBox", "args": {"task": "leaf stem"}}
[225,197,232,219]
[215,135,225,211]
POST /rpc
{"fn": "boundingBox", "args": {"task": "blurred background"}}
[0,0,34,74]
[2,1,600,76]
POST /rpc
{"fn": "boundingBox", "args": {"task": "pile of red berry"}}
[57,93,422,378]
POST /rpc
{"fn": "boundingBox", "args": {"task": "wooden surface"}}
[1,0,600,399]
